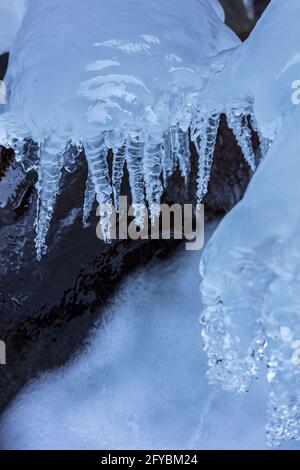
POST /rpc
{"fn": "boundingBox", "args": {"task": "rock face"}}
[220,0,271,39]
[219,0,252,38]
[0,53,8,81]
[0,0,260,416]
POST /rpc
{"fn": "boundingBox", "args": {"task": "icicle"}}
[112,145,126,212]
[161,129,175,184]
[63,141,81,173]
[170,125,180,170]
[82,171,96,227]
[35,135,65,260]
[126,131,145,227]
[10,137,27,164]
[251,114,272,159]
[0,116,34,168]
[84,134,112,242]
[190,109,205,143]
[177,126,191,183]
[168,124,191,182]
[143,135,163,222]
[195,112,220,202]
[259,135,271,159]
[19,138,39,172]
[227,110,256,171]
[105,129,126,212]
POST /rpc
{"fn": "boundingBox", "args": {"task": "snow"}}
[200,0,300,447]
[1,227,300,450]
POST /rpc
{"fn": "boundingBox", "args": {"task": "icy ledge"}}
[0,104,262,260]
[0,0,261,259]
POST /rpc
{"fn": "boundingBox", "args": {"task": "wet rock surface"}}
[220,0,271,39]
[254,0,271,19]
[220,0,252,37]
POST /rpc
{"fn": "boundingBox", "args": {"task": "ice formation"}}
[0,0,252,258]
[1,0,299,448]
[200,0,300,446]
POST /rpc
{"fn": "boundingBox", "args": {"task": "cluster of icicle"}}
[1,106,270,260]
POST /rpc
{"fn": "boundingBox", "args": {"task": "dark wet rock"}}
[0,53,9,81]
[254,0,271,19]
[220,0,271,40]
[219,0,252,38]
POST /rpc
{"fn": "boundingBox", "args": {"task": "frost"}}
[193,112,220,202]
